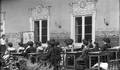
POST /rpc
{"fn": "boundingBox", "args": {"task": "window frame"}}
[30,18,50,44]
[71,14,95,47]
[39,20,49,43]
[39,19,50,44]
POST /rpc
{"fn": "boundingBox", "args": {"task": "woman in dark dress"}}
[25,41,36,53]
[41,39,62,70]
[93,42,100,51]
[100,38,111,51]
[24,41,36,64]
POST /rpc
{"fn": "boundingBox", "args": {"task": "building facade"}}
[30,0,119,47]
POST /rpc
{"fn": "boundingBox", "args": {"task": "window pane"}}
[85,16,92,40]
[75,17,82,25]
[75,17,82,43]
[34,21,39,42]
[42,35,47,43]
[42,20,47,27]
[85,34,92,40]
[42,29,47,35]
[85,25,92,33]
[75,26,82,35]
[42,20,47,43]
[75,35,82,43]
[85,16,92,25]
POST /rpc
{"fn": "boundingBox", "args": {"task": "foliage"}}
[17,58,54,70]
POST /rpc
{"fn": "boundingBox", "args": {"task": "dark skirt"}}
[0,45,6,54]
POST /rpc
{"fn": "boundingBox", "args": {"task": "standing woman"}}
[0,34,7,55]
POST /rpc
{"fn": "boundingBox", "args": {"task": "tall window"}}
[85,16,92,40]
[75,16,93,43]
[41,20,48,43]
[75,17,82,43]
[34,21,39,42]
[34,20,48,43]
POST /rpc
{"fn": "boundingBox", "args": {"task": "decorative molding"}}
[69,0,97,16]
[73,2,96,15]
[32,6,49,20]
[38,0,52,7]
[31,0,52,20]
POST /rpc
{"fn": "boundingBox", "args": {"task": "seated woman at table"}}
[41,39,62,70]
[88,39,94,49]
[100,38,111,51]
[5,42,16,54]
[81,39,89,50]
[24,41,36,64]
[81,40,100,55]
[76,39,89,68]
[25,41,36,53]
[36,41,43,53]
[17,42,25,53]
[89,42,100,52]
[77,39,88,57]
[3,42,16,60]
[80,39,89,59]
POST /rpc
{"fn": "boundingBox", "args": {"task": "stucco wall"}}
[47,0,119,33]
[2,0,119,46]
[95,0,119,31]
[48,0,119,46]
[95,0,119,46]
[49,0,119,38]
[49,0,71,35]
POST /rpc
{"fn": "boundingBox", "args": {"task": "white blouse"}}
[0,38,6,45]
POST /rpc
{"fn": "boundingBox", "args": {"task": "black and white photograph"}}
[0,0,120,70]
